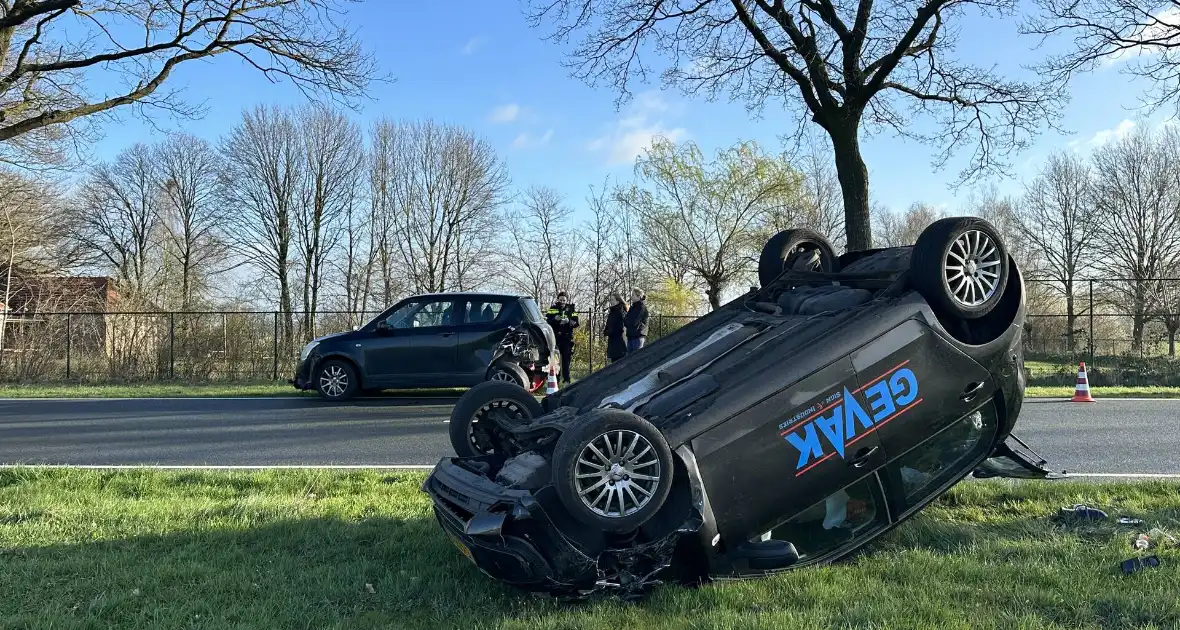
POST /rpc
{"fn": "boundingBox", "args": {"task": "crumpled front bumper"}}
[422,457,602,596]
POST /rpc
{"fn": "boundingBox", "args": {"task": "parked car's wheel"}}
[314,359,359,401]
[448,380,543,457]
[758,228,838,288]
[487,360,530,390]
[910,217,1010,320]
[551,408,674,533]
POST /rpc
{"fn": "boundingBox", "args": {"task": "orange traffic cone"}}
[1071,361,1096,402]
[545,362,559,395]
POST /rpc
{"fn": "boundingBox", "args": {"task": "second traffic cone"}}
[545,362,559,395]
[1071,361,1096,402]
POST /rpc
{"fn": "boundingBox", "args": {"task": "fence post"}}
[169,312,175,380]
[1088,279,1095,365]
[273,311,279,381]
[588,311,594,375]
[65,313,71,380]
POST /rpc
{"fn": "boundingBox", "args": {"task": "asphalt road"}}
[0,397,1178,475]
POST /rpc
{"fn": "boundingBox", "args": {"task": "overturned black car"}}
[423,217,1064,600]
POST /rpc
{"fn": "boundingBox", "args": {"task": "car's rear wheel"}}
[911,217,1010,320]
[314,359,359,401]
[487,360,530,390]
[448,380,542,457]
[758,228,838,288]
[551,409,674,533]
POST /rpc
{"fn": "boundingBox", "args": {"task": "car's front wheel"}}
[758,228,838,289]
[314,359,359,401]
[911,217,1010,320]
[487,360,531,390]
[448,380,543,457]
[551,409,674,533]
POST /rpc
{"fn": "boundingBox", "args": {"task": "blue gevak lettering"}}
[779,363,921,475]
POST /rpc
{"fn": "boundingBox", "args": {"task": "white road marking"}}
[1062,473,1180,478]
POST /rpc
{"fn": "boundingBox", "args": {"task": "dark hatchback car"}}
[424,217,1064,601]
[291,292,557,401]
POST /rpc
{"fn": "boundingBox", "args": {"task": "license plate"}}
[448,533,474,562]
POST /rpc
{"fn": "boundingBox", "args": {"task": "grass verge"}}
[1,468,1178,629]
[1024,386,1180,399]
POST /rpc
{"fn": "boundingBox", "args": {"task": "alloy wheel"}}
[573,429,661,518]
[319,365,349,398]
[944,229,1003,307]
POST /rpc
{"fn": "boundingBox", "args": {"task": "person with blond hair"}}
[623,287,649,353]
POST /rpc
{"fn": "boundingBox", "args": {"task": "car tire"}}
[551,408,674,533]
[486,360,530,390]
[314,359,359,401]
[910,217,1010,320]
[448,380,543,457]
[758,228,838,289]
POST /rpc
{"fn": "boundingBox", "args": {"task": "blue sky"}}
[90,2,1174,219]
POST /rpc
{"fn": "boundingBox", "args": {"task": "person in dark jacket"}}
[545,291,579,383]
[623,288,649,353]
[603,293,628,363]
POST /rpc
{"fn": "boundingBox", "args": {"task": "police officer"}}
[546,291,579,384]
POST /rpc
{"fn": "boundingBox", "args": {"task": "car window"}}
[762,475,887,564]
[521,298,545,323]
[459,300,505,325]
[892,403,996,510]
[386,299,453,329]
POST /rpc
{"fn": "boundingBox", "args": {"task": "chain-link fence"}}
[4,277,1180,386]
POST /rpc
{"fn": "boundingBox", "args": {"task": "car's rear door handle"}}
[848,445,879,468]
[440,332,455,337]
[961,381,985,402]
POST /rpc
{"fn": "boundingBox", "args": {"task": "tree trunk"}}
[705,278,722,311]
[1065,286,1075,353]
[828,122,872,252]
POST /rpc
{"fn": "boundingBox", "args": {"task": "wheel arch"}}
[313,351,366,389]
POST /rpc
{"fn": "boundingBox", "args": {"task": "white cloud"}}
[587,91,688,165]
[512,129,554,149]
[461,36,487,55]
[488,104,520,124]
[1087,119,1137,147]
[1101,7,1180,67]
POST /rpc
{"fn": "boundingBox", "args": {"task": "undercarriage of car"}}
[424,218,1065,601]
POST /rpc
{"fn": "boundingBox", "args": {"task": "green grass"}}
[1,469,1178,629]
[1025,386,1180,398]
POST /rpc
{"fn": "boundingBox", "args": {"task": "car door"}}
[691,354,888,545]
[363,297,459,387]
[452,298,511,384]
[848,318,994,462]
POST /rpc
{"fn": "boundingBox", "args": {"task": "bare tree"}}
[502,185,581,305]
[156,133,228,309]
[385,119,510,293]
[73,143,163,304]
[0,170,70,353]
[580,179,621,313]
[872,201,944,248]
[0,0,379,169]
[1024,0,1180,114]
[1015,151,1098,351]
[366,120,405,309]
[526,0,1064,251]
[618,138,799,309]
[1090,124,1180,352]
[294,104,362,339]
[786,133,846,251]
[219,105,303,348]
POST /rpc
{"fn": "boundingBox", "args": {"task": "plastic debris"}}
[1134,534,1150,550]
[1120,555,1161,575]
[1117,517,1145,526]
[1058,504,1108,520]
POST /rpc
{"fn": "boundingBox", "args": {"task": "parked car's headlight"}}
[299,340,319,362]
